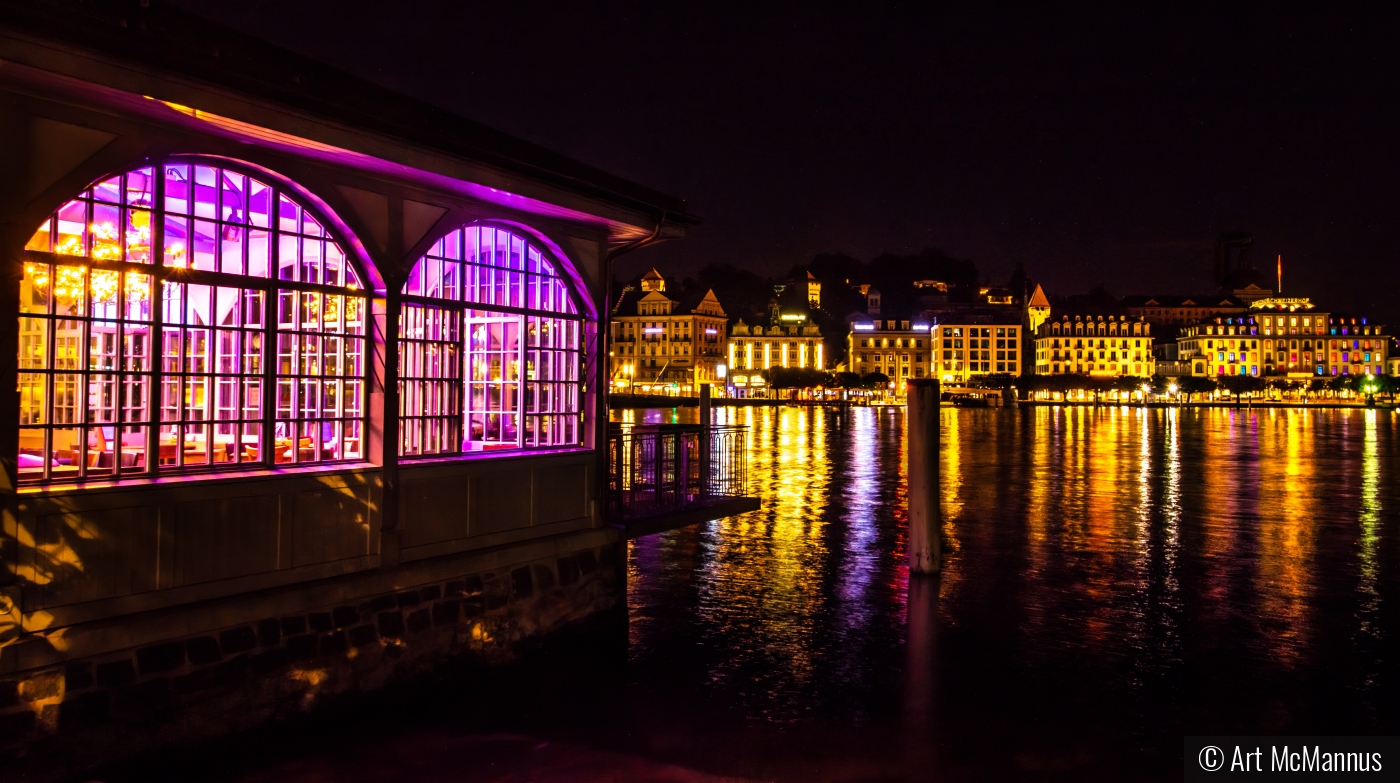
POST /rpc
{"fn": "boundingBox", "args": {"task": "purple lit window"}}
[19,158,368,483]
[400,224,582,456]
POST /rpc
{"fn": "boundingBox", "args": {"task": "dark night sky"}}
[174,2,1400,322]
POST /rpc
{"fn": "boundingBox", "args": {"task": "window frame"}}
[398,222,586,459]
[17,156,372,486]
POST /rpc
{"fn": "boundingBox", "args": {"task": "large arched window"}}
[400,224,582,456]
[18,158,368,484]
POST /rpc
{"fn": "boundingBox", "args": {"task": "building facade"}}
[1033,315,1155,377]
[846,318,930,385]
[727,318,825,395]
[609,269,727,392]
[1121,294,1245,326]
[933,316,1024,383]
[1177,298,1389,377]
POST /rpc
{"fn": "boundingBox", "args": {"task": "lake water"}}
[612,404,1400,780]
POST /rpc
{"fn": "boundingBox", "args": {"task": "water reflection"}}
[619,405,1400,779]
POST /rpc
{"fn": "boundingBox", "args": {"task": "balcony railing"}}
[606,424,750,520]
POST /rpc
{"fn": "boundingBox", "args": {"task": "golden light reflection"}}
[1357,410,1380,641]
[618,404,1394,724]
[1255,410,1318,667]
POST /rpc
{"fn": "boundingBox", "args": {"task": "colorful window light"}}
[400,224,582,455]
[19,158,368,483]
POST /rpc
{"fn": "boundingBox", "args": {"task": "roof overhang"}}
[0,17,698,245]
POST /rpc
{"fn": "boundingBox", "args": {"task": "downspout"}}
[596,215,667,526]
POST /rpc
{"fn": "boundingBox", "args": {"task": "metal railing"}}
[606,424,749,519]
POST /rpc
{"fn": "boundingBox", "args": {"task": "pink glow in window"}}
[19,157,369,484]
[400,225,582,456]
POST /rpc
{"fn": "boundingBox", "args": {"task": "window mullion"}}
[147,170,166,476]
[262,281,277,466]
[516,313,524,449]
[43,274,55,483]
[76,201,92,482]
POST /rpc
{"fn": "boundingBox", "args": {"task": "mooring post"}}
[698,383,712,497]
[907,378,941,574]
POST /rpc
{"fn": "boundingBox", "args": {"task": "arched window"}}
[399,224,582,456]
[19,158,368,483]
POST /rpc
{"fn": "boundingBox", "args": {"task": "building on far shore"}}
[1175,297,1390,377]
[846,318,930,384]
[1121,294,1246,326]
[610,269,728,393]
[728,314,825,396]
[933,313,1025,383]
[1032,314,1155,377]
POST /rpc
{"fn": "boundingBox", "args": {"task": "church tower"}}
[806,271,821,309]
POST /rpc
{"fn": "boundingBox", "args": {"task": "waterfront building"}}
[1032,314,1155,376]
[1322,315,1389,377]
[0,2,700,762]
[727,316,824,395]
[933,314,1024,383]
[1121,294,1245,326]
[609,270,728,393]
[1177,297,1389,377]
[846,318,930,387]
[1177,316,1265,377]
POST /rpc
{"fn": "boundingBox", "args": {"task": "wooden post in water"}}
[906,378,941,574]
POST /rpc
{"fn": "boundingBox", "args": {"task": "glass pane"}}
[22,262,50,314]
[126,167,155,209]
[91,203,121,260]
[248,179,272,227]
[220,170,247,223]
[26,218,52,252]
[55,200,86,256]
[163,215,189,267]
[164,164,190,214]
[248,229,270,277]
[89,270,119,317]
[53,266,86,316]
[193,165,219,219]
[191,219,217,271]
[125,209,153,263]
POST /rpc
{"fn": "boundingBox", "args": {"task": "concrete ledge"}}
[612,497,761,539]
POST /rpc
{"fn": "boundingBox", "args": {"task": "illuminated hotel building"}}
[1032,314,1155,377]
[1177,316,1265,377]
[934,315,1024,383]
[846,319,930,384]
[728,317,824,393]
[609,269,728,392]
[1177,298,1389,377]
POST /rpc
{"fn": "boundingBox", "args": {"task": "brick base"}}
[0,542,625,779]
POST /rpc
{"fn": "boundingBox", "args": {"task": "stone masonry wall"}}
[0,541,625,777]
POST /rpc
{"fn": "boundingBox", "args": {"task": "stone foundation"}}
[0,536,625,779]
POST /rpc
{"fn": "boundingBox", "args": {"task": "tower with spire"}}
[1026,283,1051,334]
